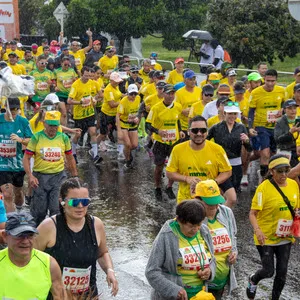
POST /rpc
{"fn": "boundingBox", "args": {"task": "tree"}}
[206,0,300,68]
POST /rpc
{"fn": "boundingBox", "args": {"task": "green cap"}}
[247,72,262,81]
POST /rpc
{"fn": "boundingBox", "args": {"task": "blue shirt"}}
[0,114,33,172]
[0,200,6,223]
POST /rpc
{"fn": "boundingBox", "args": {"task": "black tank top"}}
[45,214,99,290]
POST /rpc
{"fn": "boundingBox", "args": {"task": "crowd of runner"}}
[0,32,299,299]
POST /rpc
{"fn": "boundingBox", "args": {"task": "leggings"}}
[252,243,292,300]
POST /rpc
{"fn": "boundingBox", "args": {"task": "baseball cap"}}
[110,72,123,83]
[7,98,20,109]
[44,111,61,126]
[194,180,225,205]
[240,75,248,83]
[294,67,300,76]
[227,69,237,77]
[130,65,139,72]
[93,40,101,45]
[174,82,185,91]
[17,42,22,48]
[153,70,164,79]
[184,70,196,79]
[202,84,214,94]
[31,43,38,49]
[268,156,290,170]
[105,45,114,52]
[294,83,300,92]
[148,70,156,79]
[247,72,262,81]
[156,80,167,88]
[150,52,158,58]
[208,72,220,82]
[234,81,245,94]
[8,52,18,58]
[217,84,231,95]
[10,40,17,45]
[224,101,241,113]
[5,212,38,236]
[45,93,60,104]
[163,84,176,93]
[283,99,299,108]
[175,57,184,64]
[127,84,138,94]
[61,44,69,51]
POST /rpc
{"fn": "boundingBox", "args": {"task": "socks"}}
[91,143,98,158]
[72,142,77,155]
[117,144,124,153]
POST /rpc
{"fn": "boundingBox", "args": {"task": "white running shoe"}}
[241,175,249,186]
[118,152,125,161]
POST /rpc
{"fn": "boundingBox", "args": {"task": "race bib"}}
[267,110,279,123]
[0,141,17,158]
[62,79,73,88]
[162,129,176,142]
[37,82,48,91]
[62,266,91,294]
[42,147,61,162]
[81,96,91,107]
[210,227,232,253]
[179,244,210,270]
[75,58,81,66]
[275,219,293,237]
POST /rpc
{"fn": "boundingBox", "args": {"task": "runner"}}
[18,50,35,74]
[0,98,32,212]
[195,180,238,299]
[247,154,300,300]
[285,66,300,99]
[166,115,232,205]
[138,59,152,85]
[166,57,184,85]
[0,212,64,299]
[116,84,141,169]
[145,199,216,300]
[34,178,118,298]
[23,110,78,225]
[146,84,184,200]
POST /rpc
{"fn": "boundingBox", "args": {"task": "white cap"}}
[228,69,237,77]
[44,93,60,104]
[127,84,138,94]
[224,104,241,113]
[110,72,123,83]
[17,42,22,48]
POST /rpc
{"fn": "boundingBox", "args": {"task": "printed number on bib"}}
[75,58,81,66]
[210,227,232,253]
[62,266,91,294]
[179,244,210,270]
[63,79,73,88]
[37,82,48,91]
[275,219,293,237]
[267,110,279,123]
[162,129,176,142]
[42,147,61,161]
[0,141,17,158]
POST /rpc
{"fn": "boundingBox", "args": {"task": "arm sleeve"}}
[248,108,255,129]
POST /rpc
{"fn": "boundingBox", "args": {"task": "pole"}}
[60,15,64,33]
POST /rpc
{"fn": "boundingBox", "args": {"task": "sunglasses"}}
[226,101,239,107]
[275,167,290,174]
[66,198,91,207]
[129,92,138,96]
[13,232,36,240]
[204,93,213,97]
[131,71,138,74]
[190,127,208,134]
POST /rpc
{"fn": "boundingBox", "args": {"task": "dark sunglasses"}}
[204,93,213,97]
[66,198,91,207]
[226,101,239,107]
[131,71,139,74]
[190,127,208,134]
[129,92,138,96]
[275,167,290,174]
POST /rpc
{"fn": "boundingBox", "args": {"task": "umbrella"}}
[182,30,213,40]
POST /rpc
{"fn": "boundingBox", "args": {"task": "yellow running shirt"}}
[166,140,232,203]
[0,248,51,300]
[144,93,163,112]
[140,82,156,100]
[146,101,182,145]
[98,55,118,75]
[69,49,86,72]
[169,220,211,299]
[26,130,72,174]
[166,69,184,85]
[18,59,35,74]
[117,95,141,130]
[249,85,285,129]
[139,68,150,85]
[69,79,95,120]
[54,67,78,98]
[207,115,241,128]
[175,86,202,130]
[251,178,299,245]
[207,219,231,290]
[285,81,296,100]
[102,83,123,116]
[29,69,54,101]
[188,101,206,119]
[7,63,26,75]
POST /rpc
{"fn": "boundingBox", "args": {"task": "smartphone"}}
[295,117,300,127]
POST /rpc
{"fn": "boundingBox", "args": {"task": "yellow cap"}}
[208,72,220,81]
[194,180,225,205]
[44,111,61,126]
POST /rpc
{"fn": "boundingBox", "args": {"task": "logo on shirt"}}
[206,160,212,165]
[17,130,21,133]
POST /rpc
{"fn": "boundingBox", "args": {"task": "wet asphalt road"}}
[75,145,300,300]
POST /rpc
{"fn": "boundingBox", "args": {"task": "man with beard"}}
[166,115,232,205]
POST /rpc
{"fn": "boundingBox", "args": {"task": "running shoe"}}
[241,174,249,186]
[73,154,78,164]
[105,140,117,149]
[78,136,84,147]
[246,274,257,299]
[88,149,94,158]
[93,155,103,165]
[118,152,126,161]
[165,187,176,199]
[99,141,107,152]
[155,188,163,201]
[25,195,32,206]
[124,161,133,170]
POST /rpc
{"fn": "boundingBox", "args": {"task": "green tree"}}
[207,0,300,68]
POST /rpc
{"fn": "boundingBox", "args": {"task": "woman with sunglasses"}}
[247,154,300,300]
[34,178,118,298]
[116,84,141,168]
[127,66,143,90]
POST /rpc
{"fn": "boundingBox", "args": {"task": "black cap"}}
[240,75,248,83]
[153,70,164,78]
[294,83,300,92]
[216,96,229,107]
[8,52,18,57]
[163,84,175,93]
[283,99,299,108]
[61,56,70,61]
[202,84,214,94]
[156,80,167,88]
[234,81,245,94]
[130,65,139,72]
[7,98,20,109]
[148,70,156,78]
[5,212,38,236]
[9,40,17,45]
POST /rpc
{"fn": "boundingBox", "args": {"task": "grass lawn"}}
[141,35,298,85]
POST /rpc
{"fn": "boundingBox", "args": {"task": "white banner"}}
[0,4,14,24]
